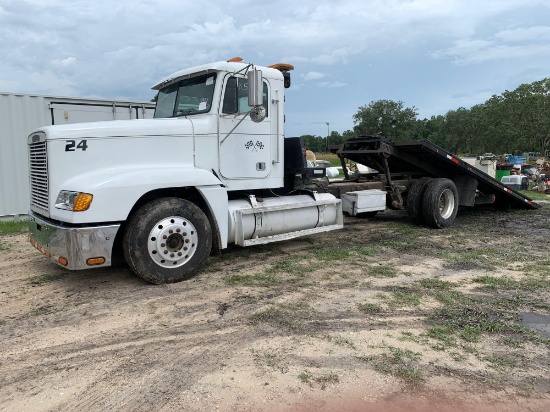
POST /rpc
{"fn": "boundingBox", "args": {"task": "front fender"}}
[50,165,223,223]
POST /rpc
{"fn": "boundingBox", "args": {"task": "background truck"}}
[27,59,538,284]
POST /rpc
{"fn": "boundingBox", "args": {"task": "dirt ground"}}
[1,202,550,412]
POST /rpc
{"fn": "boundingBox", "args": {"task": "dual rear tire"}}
[407,178,458,228]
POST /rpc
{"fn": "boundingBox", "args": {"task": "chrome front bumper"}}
[28,211,121,270]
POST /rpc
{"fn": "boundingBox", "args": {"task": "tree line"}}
[302,78,550,157]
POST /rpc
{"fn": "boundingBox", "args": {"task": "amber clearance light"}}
[87,257,105,266]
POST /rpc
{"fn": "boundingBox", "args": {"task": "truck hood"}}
[35,117,207,140]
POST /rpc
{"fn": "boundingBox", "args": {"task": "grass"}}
[518,190,549,201]
[425,283,550,353]
[460,326,483,343]
[485,354,518,370]
[28,305,53,316]
[473,275,550,291]
[439,245,532,270]
[521,260,550,276]
[28,273,63,284]
[264,205,550,392]
[225,273,278,286]
[0,220,28,234]
[266,256,313,277]
[386,288,421,308]
[249,302,314,330]
[473,275,516,289]
[430,305,503,334]
[362,346,424,387]
[357,302,383,315]
[7,187,550,396]
[325,334,356,349]
[426,325,457,349]
[377,238,421,252]
[298,369,339,388]
[148,303,158,315]
[251,349,288,373]
[298,370,313,384]
[366,265,398,278]
[315,247,351,261]
[418,278,456,290]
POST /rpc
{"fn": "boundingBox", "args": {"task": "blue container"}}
[508,155,526,164]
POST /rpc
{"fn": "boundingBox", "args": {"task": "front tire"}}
[421,178,459,228]
[123,198,212,284]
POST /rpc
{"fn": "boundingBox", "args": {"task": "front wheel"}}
[421,178,459,228]
[123,198,212,284]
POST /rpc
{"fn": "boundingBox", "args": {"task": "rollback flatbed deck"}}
[327,136,538,219]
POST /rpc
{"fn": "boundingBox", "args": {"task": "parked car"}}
[521,166,539,180]
[501,175,529,190]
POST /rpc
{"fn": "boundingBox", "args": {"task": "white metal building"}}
[0,92,156,220]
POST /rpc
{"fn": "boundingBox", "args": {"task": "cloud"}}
[495,25,550,42]
[303,71,325,81]
[1,0,549,138]
[52,57,77,67]
[318,81,347,88]
[430,31,550,65]
[27,70,78,96]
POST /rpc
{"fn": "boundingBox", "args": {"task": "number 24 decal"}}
[65,140,88,151]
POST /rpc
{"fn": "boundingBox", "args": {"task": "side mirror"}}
[247,69,263,107]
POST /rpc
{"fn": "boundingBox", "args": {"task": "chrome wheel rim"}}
[147,216,198,268]
[438,189,455,219]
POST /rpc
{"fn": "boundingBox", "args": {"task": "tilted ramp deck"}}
[335,136,539,210]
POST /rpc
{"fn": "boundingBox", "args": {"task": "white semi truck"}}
[27,59,538,284]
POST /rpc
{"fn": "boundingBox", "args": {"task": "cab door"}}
[218,74,271,179]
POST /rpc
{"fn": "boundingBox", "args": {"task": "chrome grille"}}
[29,141,49,213]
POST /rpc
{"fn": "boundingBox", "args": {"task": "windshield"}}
[154,73,216,118]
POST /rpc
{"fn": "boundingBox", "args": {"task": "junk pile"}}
[534,158,550,193]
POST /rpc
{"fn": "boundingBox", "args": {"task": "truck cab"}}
[152,60,286,190]
[27,59,343,284]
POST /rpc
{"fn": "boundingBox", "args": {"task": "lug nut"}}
[164,250,168,254]
[176,228,180,233]
[184,247,188,251]
[163,235,167,239]
[170,253,174,257]
[178,252,182,256]
[161,243,165,247]
[185,239,190,243]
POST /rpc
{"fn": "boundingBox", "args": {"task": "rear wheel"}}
[123,198,212,284]
[421,178,459,228]
[406,177,432,224]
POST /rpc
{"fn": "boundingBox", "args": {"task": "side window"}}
[154,83,178,118]
[222,77,238,114]
[222,77,269,116]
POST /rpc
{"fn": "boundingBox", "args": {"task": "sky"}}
[1,0,549,137]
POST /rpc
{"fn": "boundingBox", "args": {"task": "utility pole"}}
[326,122,330,152]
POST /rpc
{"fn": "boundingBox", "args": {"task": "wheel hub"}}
[147,216,198,268]
[438,188,455,219]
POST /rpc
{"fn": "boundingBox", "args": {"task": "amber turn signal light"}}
[73,193,93,211]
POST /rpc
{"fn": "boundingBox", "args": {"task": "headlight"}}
[55,191,93,211]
